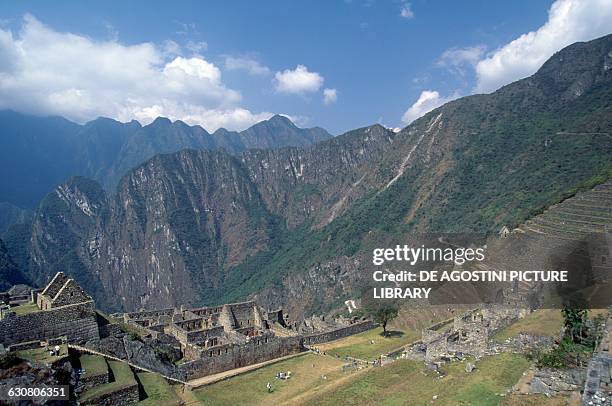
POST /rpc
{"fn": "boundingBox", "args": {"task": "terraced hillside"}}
[520,181,612,240]
[474,180,612,309]
[73,352,181,405]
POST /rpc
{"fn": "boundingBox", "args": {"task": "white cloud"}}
[274,64,324,94]
[134,105,274,133]
[401,90,458,124]
[224,56,270,76]
[474,0,612,93]
[323,88,337,105]
[185,41,208,54]
[437,45,486,76]
[0,14,273,131]
[400,3,414,19]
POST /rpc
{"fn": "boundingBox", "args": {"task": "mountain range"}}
[1,34,611,318]
[0,112,331,212]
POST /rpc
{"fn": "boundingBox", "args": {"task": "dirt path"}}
[281,367,370,406]
[187,352,308,388]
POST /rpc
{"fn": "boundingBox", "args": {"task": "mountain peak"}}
[151,116,172,126]
[267,114,295,126]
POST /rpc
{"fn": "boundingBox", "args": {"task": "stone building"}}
[112,300,375,380]
[0,272,100,346]
[422,306,525,362]
[1,272,376,381]
[36,272,92,310]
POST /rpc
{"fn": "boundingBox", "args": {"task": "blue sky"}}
[0,1,611,134]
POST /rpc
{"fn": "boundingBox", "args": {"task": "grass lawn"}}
[299,353,531,406]
[194,353,355,405]
[137,372,180,405]
[80,360,136,402]
[11,302,40,315]
[317,327,419,360]
[493,309,563,342]
[16,344,68,364]
[493,309,608,343]
[79,354,108,378]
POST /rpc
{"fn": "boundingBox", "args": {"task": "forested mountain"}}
[3,35,611,318]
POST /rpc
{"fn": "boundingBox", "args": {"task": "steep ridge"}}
[16,123,394,311]
[229,34,612,317]
[4,34,612,316]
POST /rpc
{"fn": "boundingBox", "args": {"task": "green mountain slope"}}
[217,34,612,316]
[3,34,611,317]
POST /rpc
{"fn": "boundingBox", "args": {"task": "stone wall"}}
[121,308,175,321]
[42,273,68,299]
[80,382,139,406]
[77,370,109,393]
[8,340,41,351]
[582,315,612,405]
[221,301,263,329]
[267,309,286,326]
[423,307,524,361]
[0,302,99,346]
[525,367,585,396]
[190,305,224,317]
[184,325,225,345]
[178,334,304,380]
[302,320,376,345]
[52,279,91,307]
[164,321,225,346]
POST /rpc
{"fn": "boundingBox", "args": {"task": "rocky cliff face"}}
[8,34,612,316]
[21,123,392,311]
[238,34,612,317]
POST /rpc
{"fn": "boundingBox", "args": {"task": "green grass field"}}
[493,310,563,342]
[80,360,136,402]
[300,353,530,405]
[493,308,608,343]
[193,353,352,405]
[79,354,108,378]
[11,302,40,315]
[195,351,530,406]
[137,372,180,405]
[317,327,419,360]
[16,344,68,364]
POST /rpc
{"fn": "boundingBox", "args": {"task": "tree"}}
[371,304,399,336]
[561,307,588,343]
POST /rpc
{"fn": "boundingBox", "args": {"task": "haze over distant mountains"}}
[0,34,611,318]
[0,111,332,211]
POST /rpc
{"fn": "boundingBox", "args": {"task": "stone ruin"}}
[0,272,100,347]
[0,272,376,381]
[111,300,374,380]
[420,306,526,362]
